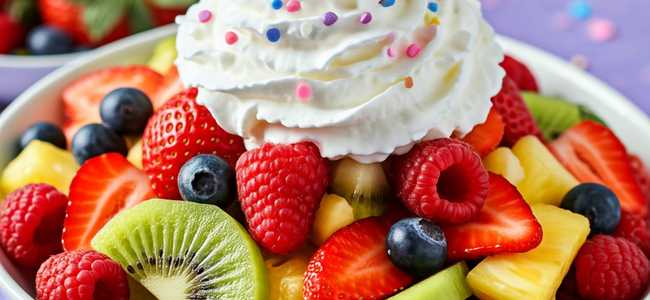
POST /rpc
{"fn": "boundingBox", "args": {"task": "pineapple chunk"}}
[128,139,143,170]
[467,205,590,300]
[147,37,177,74]
[1,141,79,196]
[266,248,311,300]
[312,194,354,245]
[483,147,525,185]
[512,136,579,206]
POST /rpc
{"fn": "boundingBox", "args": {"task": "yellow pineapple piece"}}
[312,194,354,245]
[512,136,579,206]
[483,147,525,185]
[1,141,79,196]
[467,204,590,300]
[147,37,177,74]
[127,139,143,170]
[265,248,311,300]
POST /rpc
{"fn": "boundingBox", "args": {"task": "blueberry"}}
[386,218,447,278]
[561,183,621,234]
[71,124,127,164]
[100,88,154,135]
[178,154,235,208]
[20,122,66,150]
[27,26,74,55]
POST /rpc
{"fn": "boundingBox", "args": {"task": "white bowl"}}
[0,24,648,299]
[0,52,84,104]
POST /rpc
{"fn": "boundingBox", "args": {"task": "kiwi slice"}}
[91,199,268,300]
[331,158,390,219]
[388,262,472,300]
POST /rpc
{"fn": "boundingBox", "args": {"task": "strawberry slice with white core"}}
[550,120,647,217]
[63,153,155,251]
[443,173,543,261]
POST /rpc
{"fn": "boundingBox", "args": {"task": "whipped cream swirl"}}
[176,0,505,163]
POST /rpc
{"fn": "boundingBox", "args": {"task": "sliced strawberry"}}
[443,173,543,261]
[550,121,647,217]
[62,66,163,142]
[145,0,188,26]
[491,76,543,146]
[63,153,155,251]
[462,107,505,156]
[152,66,184,109]
[630,154,650,222]
[500,55,539,92]
[304,217,413,299]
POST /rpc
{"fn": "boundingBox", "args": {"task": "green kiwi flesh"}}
[91,199,268,300]
[331,158,390,219]
[388,262,471,300]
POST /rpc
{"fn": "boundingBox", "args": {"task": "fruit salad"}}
[1,1,650,300]
[0,0,196,55]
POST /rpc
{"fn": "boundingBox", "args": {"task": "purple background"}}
[482,0,650,115]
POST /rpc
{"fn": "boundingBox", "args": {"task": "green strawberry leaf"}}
[79,0,129,42]
[129,0,155,34]
[7,0,39,25]
[150,0,196,9]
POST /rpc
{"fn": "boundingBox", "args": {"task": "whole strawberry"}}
[236,142,329,254]
[0,12,24,54]
[38,0,129,46]
[491,76,543,146]
[0,184,67,268]
[143,88,246,199]
[575,235,649,300]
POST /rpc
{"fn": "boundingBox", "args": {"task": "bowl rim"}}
[1,25,650,300]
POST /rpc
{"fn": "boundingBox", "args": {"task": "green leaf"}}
[150,0,196,9]
[8,0,39,25]
[81,0,129,42]
[129,0,155,34]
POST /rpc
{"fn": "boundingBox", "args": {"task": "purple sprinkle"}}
[198,10,213,23]
[323,12,338,26]
[360,12,373,24]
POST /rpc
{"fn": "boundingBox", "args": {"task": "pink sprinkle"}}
[286,0,301,13]
[198,10,213,23]
[296,82,312,102]
[387,47,395,58]
[225,31,238,45]
[587,18,617,42]
[406,44,421,58]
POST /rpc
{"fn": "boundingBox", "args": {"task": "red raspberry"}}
[143,88,246,199]
[500,55,539,92]
[236,142,329,254]
[0,184,67,268]
[614,213,650,258]
[491,76,543,146]
[575,235,649,300]
[36,250,129,300]
[392,138,489,224]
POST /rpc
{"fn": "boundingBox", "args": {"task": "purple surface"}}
[0,66,58,105]
[481,0,650,115]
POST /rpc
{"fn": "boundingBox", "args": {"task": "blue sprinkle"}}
[266,28,282,43]
[568,0,592,21]
[427,2,438,12]
[271,0,283,10]
[379,0,395,7]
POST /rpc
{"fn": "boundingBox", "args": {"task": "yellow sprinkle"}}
[424,14,440,26]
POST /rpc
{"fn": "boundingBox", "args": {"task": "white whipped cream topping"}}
[176,0,504,163]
